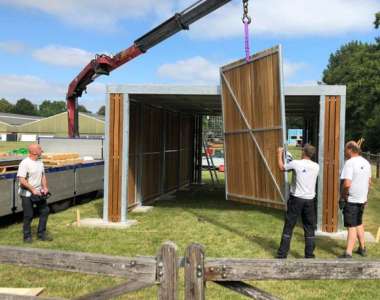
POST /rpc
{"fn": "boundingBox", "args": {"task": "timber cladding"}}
[221,46,286,209]
[322,96,341,232]
[128,101,195,203]
[108,93,124,222]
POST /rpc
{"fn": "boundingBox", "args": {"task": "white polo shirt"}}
[285,159,320,200]
[340,156,371,204]
[17,157,45,197]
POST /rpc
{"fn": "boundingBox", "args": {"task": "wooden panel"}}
[179,116,194,185]
[141,105,162,200]
[221,46,285,208]
[165,152,179,191]
[128,103,138,206]
[108,93,123,222]
[322,96,341,232]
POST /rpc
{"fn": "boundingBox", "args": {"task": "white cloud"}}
[157,55,306,83]
[188,0,379,39]
[0,74,66,102]
[0,74,105,112]
[32,45,95,67]
[0,41,26,54]
[283,61,307,78]
[0,0,176,31]
[157,56,219,84]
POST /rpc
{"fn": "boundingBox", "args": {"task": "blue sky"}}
[0,0,379,112]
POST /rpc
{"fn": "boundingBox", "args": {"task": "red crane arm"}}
[66,0,231,137]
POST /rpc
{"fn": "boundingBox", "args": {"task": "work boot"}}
[23,237,32,244]
[354,246,367,257]
[338,252,352,259]
[277,234,291,259]
[37,234,53,242]
[304,236,315,259]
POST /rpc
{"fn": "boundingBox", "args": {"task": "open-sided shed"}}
[103,48,346,233]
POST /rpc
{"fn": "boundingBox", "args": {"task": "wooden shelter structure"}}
[104,47,346,233]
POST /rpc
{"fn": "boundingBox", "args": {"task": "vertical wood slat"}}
[185,244,205,300]
[322,96,340,232]
[332,97,341,231]
[108,93,123,222]
[157,241,178,300]
[221,49,285,209]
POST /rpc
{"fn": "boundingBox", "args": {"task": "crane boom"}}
[66,0,231,137]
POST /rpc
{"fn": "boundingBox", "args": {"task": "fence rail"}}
[1,243,380,299]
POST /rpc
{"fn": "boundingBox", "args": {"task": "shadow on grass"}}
[185,208,303,258]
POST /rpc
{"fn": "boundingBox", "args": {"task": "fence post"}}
[376,154,379,179]
[185,243,205,300]
[157,241,178,300]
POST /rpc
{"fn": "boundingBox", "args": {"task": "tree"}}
[12,98,38,115]
[375,12,380,29]
[322,39,380,152]
[38,100,66,117]
[97,105,105,116]
[0,98,14,113]
[78,104,91,113]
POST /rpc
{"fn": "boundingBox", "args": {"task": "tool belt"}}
[30,192,52,203]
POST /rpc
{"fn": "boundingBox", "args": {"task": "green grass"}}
[0,175,379,299]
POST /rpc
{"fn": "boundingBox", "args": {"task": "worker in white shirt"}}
[276,144,320,259]
[17,144,52,243]
[339,141,371,258]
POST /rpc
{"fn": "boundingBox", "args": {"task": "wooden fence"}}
[362,152,380,179]
[1,242,380,299]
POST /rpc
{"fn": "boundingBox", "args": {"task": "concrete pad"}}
[75,218,137,229]
[316,230,376,243]
[0,288,44,296]
[131,206,154,213]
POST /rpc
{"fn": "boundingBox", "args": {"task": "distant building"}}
[288,129,303,146]
[0,112,104,141]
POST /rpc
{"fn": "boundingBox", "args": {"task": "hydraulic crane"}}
[66,0,232,137]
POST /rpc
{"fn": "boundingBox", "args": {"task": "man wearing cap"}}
[339,141,371,258]
[17,144,52,243]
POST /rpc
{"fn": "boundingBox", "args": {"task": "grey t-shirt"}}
[17,157,45,197]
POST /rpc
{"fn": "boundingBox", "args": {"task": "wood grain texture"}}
[221,49,285,208]
[205,258,380,281]
[185,244,205,300]
[74,280,155,300]
[0,246,156,281]
[157,242,178,300]
[108,93,124,222]
[322,96,341,232]
[214,281,280,300]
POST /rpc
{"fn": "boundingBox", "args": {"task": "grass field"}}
[0,143,379,299]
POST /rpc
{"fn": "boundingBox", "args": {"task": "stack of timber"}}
[42,153,83,166]
[0,154,24,173]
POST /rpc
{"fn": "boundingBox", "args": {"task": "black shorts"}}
[343,203,365,227]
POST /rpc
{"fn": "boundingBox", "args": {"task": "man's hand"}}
[32,188,42,196]
[41,188,49,195]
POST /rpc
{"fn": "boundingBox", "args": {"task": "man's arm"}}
[277,147,285,171]
[41,174,48,194]
[341,179,352,200]
[19,177,41,196]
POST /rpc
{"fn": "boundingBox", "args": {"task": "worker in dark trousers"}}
[276,144,320,259]
[17,144,52,243]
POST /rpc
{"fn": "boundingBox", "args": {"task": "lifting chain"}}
[242,0,251,24]
[242,0,251,62]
